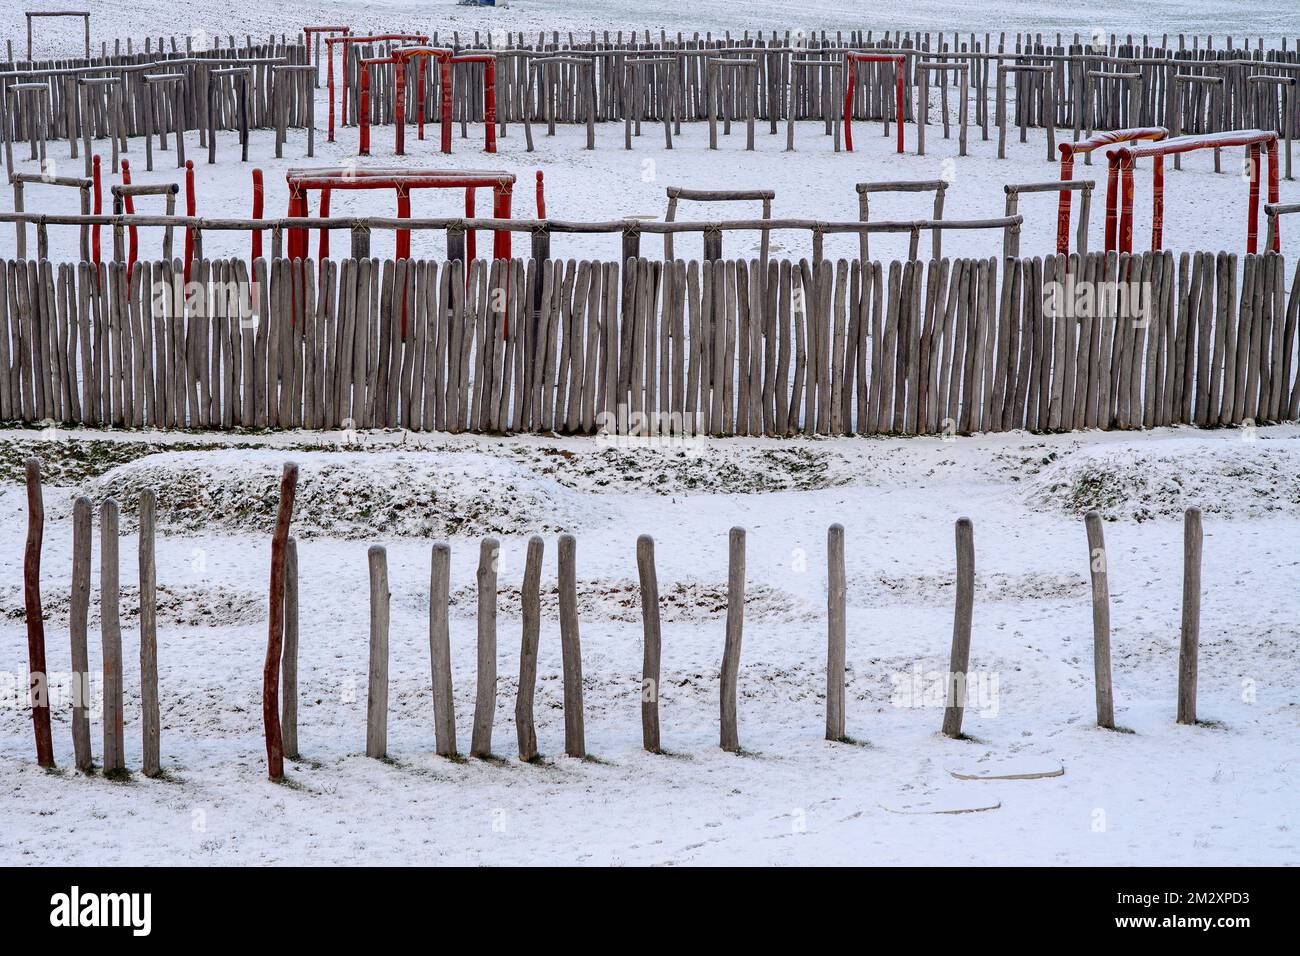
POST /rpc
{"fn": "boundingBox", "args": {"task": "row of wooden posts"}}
[332,35,1299,171]
[1,40,309,175]
[0,250,1297,435]
[4,31,1300,169]
[16,455,1210,776]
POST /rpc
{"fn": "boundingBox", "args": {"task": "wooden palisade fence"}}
[19,452,1215,773]
[3,31,1299,164]
[0,250,1296,435]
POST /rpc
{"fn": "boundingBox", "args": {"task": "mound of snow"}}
[74,449,606,539]
[1021,438,1300,521]
[443,578,814,623]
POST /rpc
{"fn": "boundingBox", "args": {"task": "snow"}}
[1,424,1298,864]
[0,0,1298,867]
[6,1,1296,60]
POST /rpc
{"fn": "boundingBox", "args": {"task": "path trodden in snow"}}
[880,791,1003,815]
[945,755,1066,781]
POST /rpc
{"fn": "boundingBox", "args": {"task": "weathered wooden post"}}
[826,523,846,741]
[516,536,544,761]
[263,462,299,781]
[139,490,161,777]
[24,458,53,768]
[942,517,975,739]
[1177,507,1202,725]
[558,534,586,758]
[720,526,745,752]
[636,534,662,753]
[366,545,390,758]
[429,542,457,756]
[471,538,500,758]
[101,498,124,774]
[69,496,93,771]
[1084,511,1115,728]
[282,536,299,759]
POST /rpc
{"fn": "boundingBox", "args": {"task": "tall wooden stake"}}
[1084,511,1115,728]
[942,517,975,739]
[429,542,457,756]
[263,462,298,781]
[636,534,662,753]
[366,544,390,759]
[558,533,586,758]
[23,458,53,768]
[471,538,499,758]
[139,489,160,776]
[1178,507,1202,725]
[69,496,92,771]
[282,536,299,759]
[826,523,846,741]
[516,536,544,761]
[720,526,745,752]
[101,498,123,773]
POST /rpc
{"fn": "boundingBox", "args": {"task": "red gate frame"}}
[118,157,198,277]
[325,33,429,142]
[1058,127,1168,253]
[303,25,349,80]
[361,50,497,156]
[392,46,455,155]
[843,52,907,154]
[1106,129,1280,254]
[285,167,515,263]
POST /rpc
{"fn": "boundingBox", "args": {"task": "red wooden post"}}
[183,159,196,282]
[1267,138,1281,251]
[465,186,477,262]
[1105,153,1120,252]
[251,167,264,264]
[24,458,53,768]
[440,58,453,154]
[120,158,139,271]
[318,187,332,258]
[264,462,299,782]
[395,185,412,260]
[1119,153,1135,254]
[1246,142,1261,254]
[395,57,406,156]
[1151,154,1165,251]
[492,181,512,259]
[1057,146,1075,254]
[894,62,905,154]
[91,153,102,265]
[359,62,371,155]
[843,64,856,152]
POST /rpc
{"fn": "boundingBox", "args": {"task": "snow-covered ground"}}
[5,1,1296,60]
[4,106,1298,267]
[0,2,1297,867]
[0,424,1297,865]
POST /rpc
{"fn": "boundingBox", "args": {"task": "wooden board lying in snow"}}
[945,756,1064,781]
[880,792,1002,815]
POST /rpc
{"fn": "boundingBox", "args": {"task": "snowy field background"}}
[0,1,1297,866]
[4,0,1297,58]
[0,425,1297,865]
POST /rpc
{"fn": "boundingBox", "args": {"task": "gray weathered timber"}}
[139,489,161,776]
[720,526,745,753]
[366,544,390,759]
[471,538,499,758]
[558,533,586,758]
[941,517,974,739]
[1084,511,1115,729]
[516,535,543,761]
[636,534,662,753]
